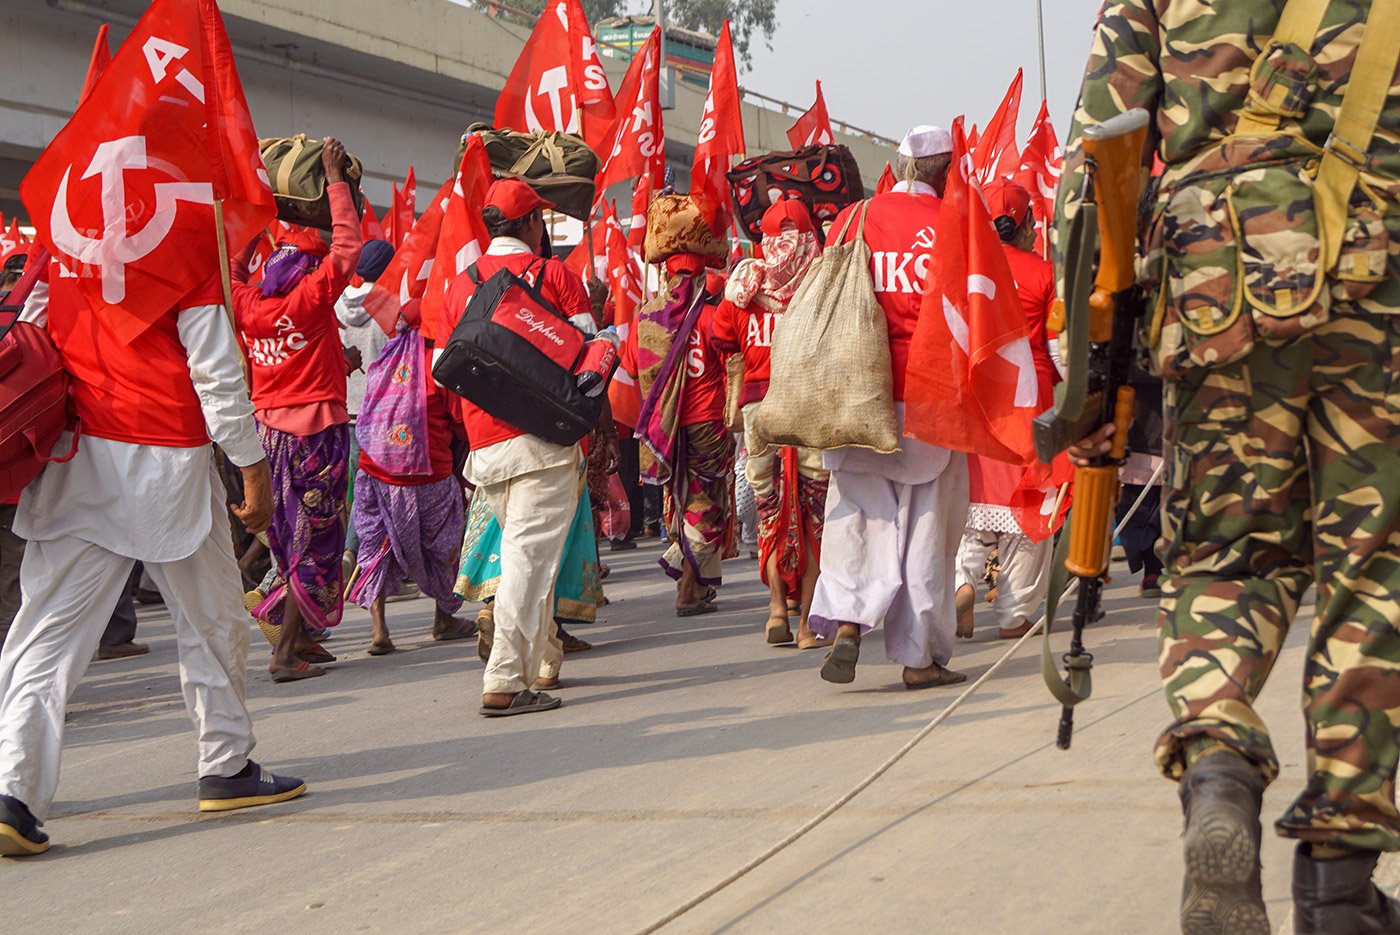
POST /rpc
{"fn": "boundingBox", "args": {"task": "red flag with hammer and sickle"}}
[20,0,274,345]
[690,20,745,236]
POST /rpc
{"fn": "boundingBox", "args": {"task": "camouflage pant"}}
[1154,307,1400,851]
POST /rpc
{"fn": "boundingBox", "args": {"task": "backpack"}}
[0,255,79,501]
[462,124,599,221]
[727,145,865,244]
[259,134,366,231]
[433,260,615,446]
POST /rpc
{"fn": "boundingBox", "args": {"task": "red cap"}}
[760,199,816,239]
[984,180,1032,227]
[278,226,330,257]
[485,179,554,221]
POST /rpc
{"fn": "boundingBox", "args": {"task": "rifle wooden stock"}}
[1084,117,1149,342]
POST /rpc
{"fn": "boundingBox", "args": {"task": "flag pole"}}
[1035,0,1048,102]
[212,200,250,383]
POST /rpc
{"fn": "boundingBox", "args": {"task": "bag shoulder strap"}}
[1315,0,1400,268]
[831,200,868,248]
[0,251,48,344]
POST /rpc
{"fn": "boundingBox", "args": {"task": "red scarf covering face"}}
[728,227,820,308]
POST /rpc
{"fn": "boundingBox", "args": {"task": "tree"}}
[480,1,778,68]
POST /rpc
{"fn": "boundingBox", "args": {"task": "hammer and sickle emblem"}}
[49,136,214,304]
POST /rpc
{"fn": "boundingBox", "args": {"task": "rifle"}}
[1035,108,1150,750]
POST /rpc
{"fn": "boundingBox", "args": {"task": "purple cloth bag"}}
[355,327,431,476]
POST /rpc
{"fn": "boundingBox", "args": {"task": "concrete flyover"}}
[0,0,897,224]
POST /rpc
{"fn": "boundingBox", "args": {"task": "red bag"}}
[0,256,79,500]
[600,473,632,540]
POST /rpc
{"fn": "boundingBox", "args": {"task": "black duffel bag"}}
[461,124,599,221]
[433,259,610,446]
[727,144,865,242]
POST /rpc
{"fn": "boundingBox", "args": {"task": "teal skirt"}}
[454,467,604,624]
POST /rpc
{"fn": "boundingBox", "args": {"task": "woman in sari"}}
[711,200,828,648]
[635,253,734,616]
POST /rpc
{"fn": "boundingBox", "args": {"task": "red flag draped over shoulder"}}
[1014,100,1063,257]
[496,0,615,151]
[787,80,834,149]
[595,27,664,194]
[972,70,1023,183]
[420,137,493,344]
[690,20,745,236]
[904,120,1040,466]
[20,0,275,344]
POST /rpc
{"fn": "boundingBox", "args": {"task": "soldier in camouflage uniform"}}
[1060,3,1400,934]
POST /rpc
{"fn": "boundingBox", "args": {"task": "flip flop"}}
[820,634,861,684]
[270,661,325,683]
[297,645,336,665]
[766,616,794,645]
[902,665,969,691]
[367,641,397,656]
[432,619,477,642]
[479,690,562,718]
[676,601,718,618]
[795,634,833,651]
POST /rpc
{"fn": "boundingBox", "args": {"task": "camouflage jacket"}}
[1053,0,1400,370]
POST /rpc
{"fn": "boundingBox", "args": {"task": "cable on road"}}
[637,466,1165,934]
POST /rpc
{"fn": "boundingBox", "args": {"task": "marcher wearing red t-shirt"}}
[713,200,830,649]
[635,247,734,616]
[954,180,1062,642]
[809,126,974,691]
[231,139,362,682]
[440,180,593,718]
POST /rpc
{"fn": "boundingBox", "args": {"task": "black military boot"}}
[1293,843,1400,934]
[1178,750,1270,935]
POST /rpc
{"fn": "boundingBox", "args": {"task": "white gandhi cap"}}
[898,125,954,158]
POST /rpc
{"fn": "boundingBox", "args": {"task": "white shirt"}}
[823,405,952,486]
[336,282,389,417]
[890,180,938,196]
[17,281,264,562]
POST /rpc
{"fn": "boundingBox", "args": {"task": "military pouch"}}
[1331,198,1390,302]
[1244,42,1319,125]
[1228,162,1331,341]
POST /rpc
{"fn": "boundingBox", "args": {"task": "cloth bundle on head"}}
[357,239,395,283]
[727,199,821,308]
[262,227,329,298]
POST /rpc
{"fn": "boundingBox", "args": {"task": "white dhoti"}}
[470,441,579,696]
[955,529,1054,631]
[808,412,968,669]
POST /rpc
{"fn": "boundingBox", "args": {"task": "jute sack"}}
[749,201,899,455]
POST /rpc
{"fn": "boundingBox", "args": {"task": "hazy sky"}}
[741,0,1106,143]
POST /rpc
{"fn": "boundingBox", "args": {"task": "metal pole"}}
[654,0,665,65]
[1036,0,1048,102]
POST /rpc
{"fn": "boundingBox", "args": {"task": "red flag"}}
[420,137,494,344]
[972,70,1024,183]
[80,24,111,104]
[1014,100,1063,257]
[393,167,416,247]
[387,182,402,247]
[565,215,609,280]
[0,220,21,256]
[627,177,649,253]
[603,200,641,329]
[20,0,275,344]
[786,80,834,149]
[244,228,274,282]
[360,197,385,242]
[496,0,615,151]
[690,20,745,236]
[363,176,454,335]
[595,27,665,194]
[876,162,897,195]
[904,120,1040,465]
[967,124,981,152]
[1008,454,1073,542]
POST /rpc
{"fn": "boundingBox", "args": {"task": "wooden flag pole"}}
[213,199,250,383]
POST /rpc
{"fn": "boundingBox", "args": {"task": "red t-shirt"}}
[43,259,217,448]
[1002,244,1059,399]
[711,297,782,406]
[441,249,593,449]
[232,183,360,412]
[359,348,457,485]
[680,304,726,427]
[832,191,943,402]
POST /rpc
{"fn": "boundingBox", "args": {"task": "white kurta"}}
[808,408,970,669]
[0,287,266,820]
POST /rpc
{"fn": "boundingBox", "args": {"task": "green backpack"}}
[461,124,599,221]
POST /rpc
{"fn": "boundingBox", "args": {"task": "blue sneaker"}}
[0,794,49,856]
[197,761,306,813]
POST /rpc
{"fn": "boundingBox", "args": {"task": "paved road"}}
[0,541,1359,933]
